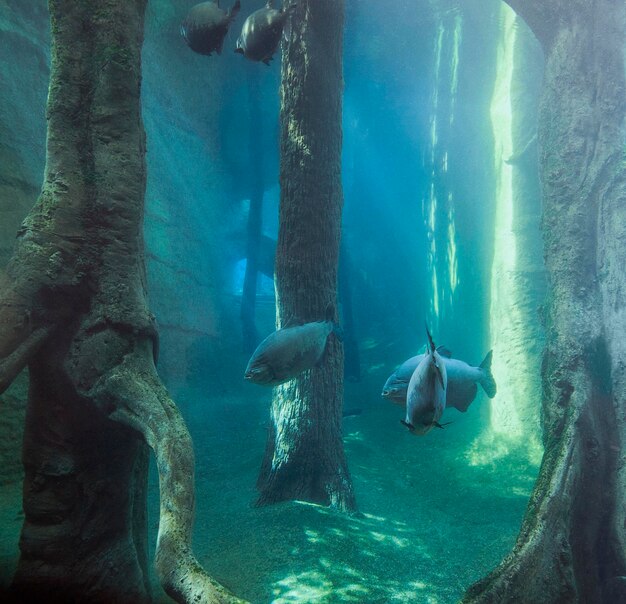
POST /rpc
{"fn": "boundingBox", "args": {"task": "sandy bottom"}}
[0,382,537,603]
[147,382,537,603]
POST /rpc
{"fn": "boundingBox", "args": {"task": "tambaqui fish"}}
[245,316,341,386]
[402,327,447,435]
[235,1,294,65]
[383,349,496,412]
[181,0,241,56]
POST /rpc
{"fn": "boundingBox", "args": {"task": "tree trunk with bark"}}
[256,0,357,512]
[0,1,244,602]
[464,0,626,602]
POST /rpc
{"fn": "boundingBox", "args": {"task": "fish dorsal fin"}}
[229,0,241,18]
[425,323,436,354]
[436,345,452,358]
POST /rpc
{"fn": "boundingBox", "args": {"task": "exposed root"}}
[0,326,52,395]
[89,340,247,604]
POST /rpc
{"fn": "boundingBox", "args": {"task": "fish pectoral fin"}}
[400,419,415,431]
[434,421,453,429]
[436,345,452,358]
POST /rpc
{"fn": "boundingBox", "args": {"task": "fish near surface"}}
[244,319,340,386]
[181,0,241,56]
[402,328,447,435]
[382,349,496,412]
[235,1,294,65]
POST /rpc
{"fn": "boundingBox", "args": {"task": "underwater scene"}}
[0,0,625,603]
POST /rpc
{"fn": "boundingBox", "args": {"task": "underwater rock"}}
[235,1,294,65]
[383,349,496,412]
[244,318,341,386]
[402,327,447,435]
[181,0,241,56]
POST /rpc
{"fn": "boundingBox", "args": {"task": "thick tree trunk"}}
[256,0,357,512]
[0,1,244,602]
[464,1,626,602]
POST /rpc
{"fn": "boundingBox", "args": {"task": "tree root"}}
[0,326,52,395]
[89,339,247,604]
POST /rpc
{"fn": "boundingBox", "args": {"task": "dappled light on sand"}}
[182,403,538,603]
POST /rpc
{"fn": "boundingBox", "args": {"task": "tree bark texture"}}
[0,1,244,602]
[256,0,357,512]
[464,0,626,602]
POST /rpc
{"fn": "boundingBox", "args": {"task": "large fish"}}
[383,349,496,412]
[181,0,241,56]
[234,1,294,65]
[402,328,447,435]
[244,315,341,386]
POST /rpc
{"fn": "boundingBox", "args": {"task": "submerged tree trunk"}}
[256,0,357,512]
[0,1,243,602]
[464,0,626,602]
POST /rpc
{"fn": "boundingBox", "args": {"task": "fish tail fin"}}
[479,350,497,398]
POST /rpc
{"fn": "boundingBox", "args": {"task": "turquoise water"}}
[0,0,547,601]
[145,379,537,603]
